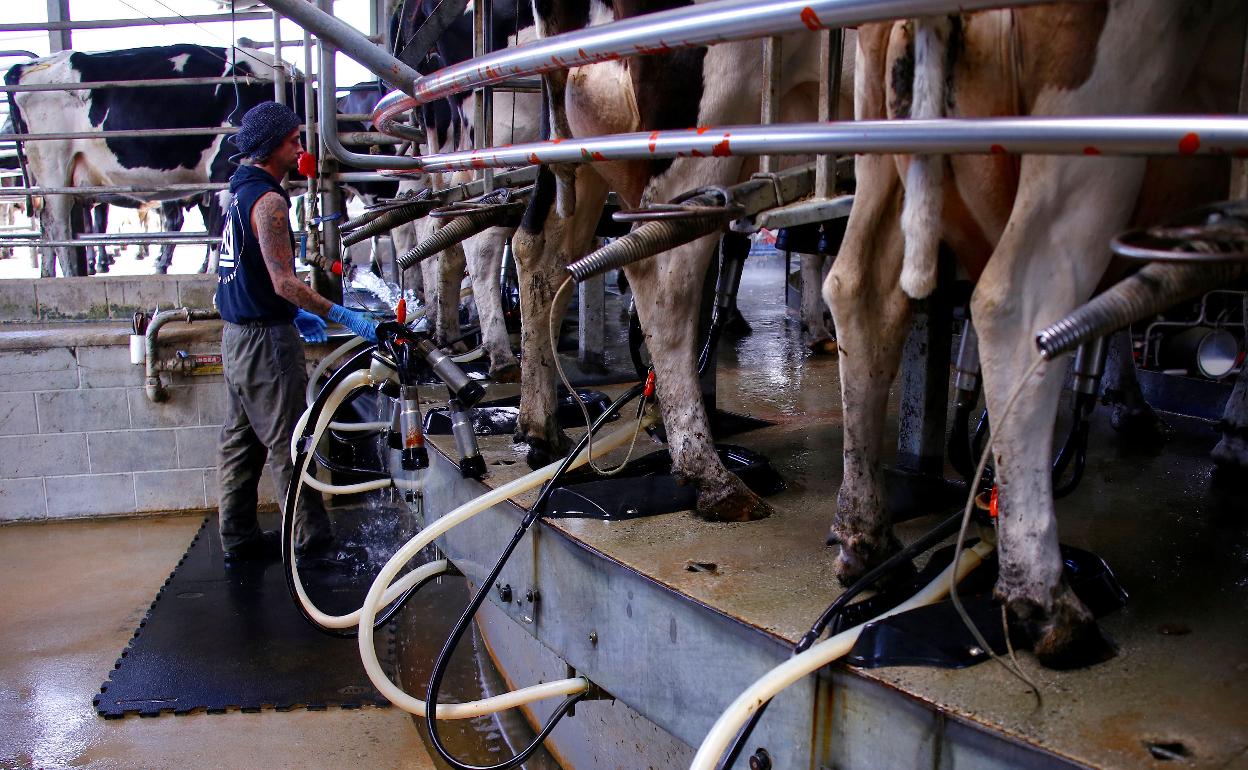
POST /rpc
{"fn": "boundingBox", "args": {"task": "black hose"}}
[425,381,648,770]
[718,510,965,770]
[283,345,422,638]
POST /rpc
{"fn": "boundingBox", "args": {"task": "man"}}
[215,101,377,562]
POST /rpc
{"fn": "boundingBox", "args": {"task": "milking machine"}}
[280,276,666,763]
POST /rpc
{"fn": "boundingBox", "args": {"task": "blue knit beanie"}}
[229,101,301,160]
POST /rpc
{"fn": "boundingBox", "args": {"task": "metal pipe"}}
[0,50,39,59]
[4,126,239,142]
[371,0,1066,131]
[145,308,220,403]
[318,43,423,171]
[0,76,300,92]
[273,9,287,106]
[1036,261,1248,360]
[265,0,422,93]
[400,117,1248,174]
[0,11,271,32]
[0,236,227,247]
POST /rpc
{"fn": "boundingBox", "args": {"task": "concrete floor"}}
[0,514,436,770]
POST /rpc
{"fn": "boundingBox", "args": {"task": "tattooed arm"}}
[251,191,332,317]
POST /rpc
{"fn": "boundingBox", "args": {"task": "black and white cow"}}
[5,44,287,276]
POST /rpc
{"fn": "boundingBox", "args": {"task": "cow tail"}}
[900,15,952,300]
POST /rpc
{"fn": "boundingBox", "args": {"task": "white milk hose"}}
[689,539,996,770]
[356,414,657,718]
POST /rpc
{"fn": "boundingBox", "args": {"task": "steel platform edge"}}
[417,437,1084,770]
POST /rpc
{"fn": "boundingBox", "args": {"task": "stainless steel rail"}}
[367,0,1067,132]
[0,76,297,92]
[391,117,1248,174]
[0,12,272,32]
[264,0,422,94]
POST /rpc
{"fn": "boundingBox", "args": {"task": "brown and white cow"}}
[513,0,853,520]
[825,0,1244,667]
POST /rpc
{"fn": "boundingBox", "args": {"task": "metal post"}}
[473,0,495,192]
[45,0,71,53]
[895,253,954,476]
[759,37,781,175]
[272,10,287,105]
[578,273,606,370]
[1232,25,1248,199]
[815,29,843,199]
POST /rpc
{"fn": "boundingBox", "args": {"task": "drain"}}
[1145,740,1192,761]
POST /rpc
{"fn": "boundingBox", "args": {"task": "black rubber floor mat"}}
[95,513,397,718]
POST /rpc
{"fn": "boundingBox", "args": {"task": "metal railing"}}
[269,0,1248,174]
[0,12,272,33]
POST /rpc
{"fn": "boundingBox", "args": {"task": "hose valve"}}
[449,397,486,479]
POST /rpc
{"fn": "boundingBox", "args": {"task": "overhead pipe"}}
[1036,261,1247,360]
[145,308,220,403]
[317,43,424,172]
[370,0,1065,132]
[393,117,1248,175]
[263,0,421,93]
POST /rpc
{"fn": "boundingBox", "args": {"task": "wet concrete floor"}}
[0,514,436,770]
[428,253,1248,768]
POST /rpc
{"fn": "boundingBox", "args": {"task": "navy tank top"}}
[216,164,298,325]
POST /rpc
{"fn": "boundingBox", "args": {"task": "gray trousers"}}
[217,322,332,553]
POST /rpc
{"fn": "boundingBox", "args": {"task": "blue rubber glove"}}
[293,309,328,343]
[327,303,378,343]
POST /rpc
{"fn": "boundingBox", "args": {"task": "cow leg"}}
[464,226,520,382]
[90,204,111,273]
[434,242,466,348]
[799,252,836,354]
[199,195,223,274]
[512,166,608,465]
[154,201,184,274]
[973,156,1143,669]
[1101,328,1171,442]
[1212,363,1248,473]
[824,154,911,579]
[42,196,87,276]
[627,231,772,522]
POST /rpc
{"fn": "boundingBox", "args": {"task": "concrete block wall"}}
[0,274,278,522]
[0,274,216,323]
[0,331,284,522]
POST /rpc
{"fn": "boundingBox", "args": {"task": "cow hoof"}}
[1211,431,1248,470]
[519,433,571,470]
[808,337,838,356]
[1007,586,1117,670]
[721,308,753,339]
[490,363,522,384]
[694,481,772,522]
[830,531,905,587]
[1110,402,1172,445]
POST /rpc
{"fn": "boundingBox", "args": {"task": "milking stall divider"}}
[4,0,1242,767]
